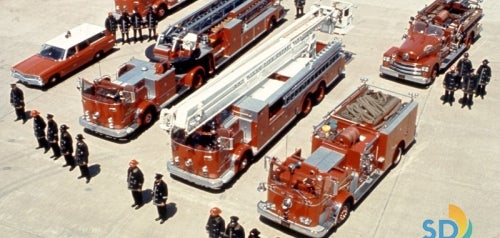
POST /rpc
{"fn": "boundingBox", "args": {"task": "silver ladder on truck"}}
[159,4,345,134]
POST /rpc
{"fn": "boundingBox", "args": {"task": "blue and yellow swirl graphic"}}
[448,204,472,238]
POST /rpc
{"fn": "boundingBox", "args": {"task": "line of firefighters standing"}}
[105,6,158,44]
[442,52,492,109]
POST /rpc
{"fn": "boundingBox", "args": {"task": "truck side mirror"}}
[257,182,267,192]
[76,77,81,91]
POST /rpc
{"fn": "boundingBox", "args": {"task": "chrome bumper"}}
[78,116,138,138]
[166,161,235,190]
[257,201,330,238]
[379,65,431,85]
[11,72,44,87]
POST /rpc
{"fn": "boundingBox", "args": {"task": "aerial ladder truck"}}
[151,0,286,87]
[159,2,352,189]
[78,0,284,139]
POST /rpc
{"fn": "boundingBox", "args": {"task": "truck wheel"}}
[300,96,313,116]
[267,17,277,33]
[337,202,351,226]
[191,70,205,90]
[238,153,252,173]
[314,83,326,104]
[142,108,156,127]
[392,145,403,168]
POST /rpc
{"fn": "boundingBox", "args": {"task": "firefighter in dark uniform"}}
[32,110,50,153]
[456,52,473,86]
[130,8,143,43]
[46,114,62,159]
[442,66,459,105]
[75,134,91,183]
[127,159,144,209]
[105,12,118,36]
[225,216,245,238]
[10,83,26,123]
[460,70,478,109]
[117,10,131,44]
[152,173,168,224]
[145,7,158,41]
[206,207,225,238]
[294,0,305,18]
[248,228,261,238]
[476,59,491,98]
[59,124,76,171]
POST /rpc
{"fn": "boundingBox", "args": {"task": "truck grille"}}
[391,62,422,76]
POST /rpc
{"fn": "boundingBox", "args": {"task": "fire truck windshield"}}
[412,21,444,37]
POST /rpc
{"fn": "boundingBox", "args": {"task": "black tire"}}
[267,17,277,33]
[238,152,252,173]
[336,202,351,226]
[48,75,60,86]
[429,66,438,85]
[94,51,103,61]
[191,70,205,90]
[142,108,156,128]
[392,145,403,168]
[314,83,326,104]
[300,96,313,116]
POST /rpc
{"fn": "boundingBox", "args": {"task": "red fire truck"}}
[159,3,354,189]
[78,0,285,138]
[257,82,418,237]
[114,0,189,19]
[380,0,483,85]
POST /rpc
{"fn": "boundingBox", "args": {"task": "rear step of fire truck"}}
[159,3,347,134]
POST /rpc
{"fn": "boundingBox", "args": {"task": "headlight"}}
[92,112,100,120]
[282,197,292,210]
[421,66,430,72]
[300,216,312,226]
[185,158,193,167]
[173,156,180,165]
[383,56,391,62]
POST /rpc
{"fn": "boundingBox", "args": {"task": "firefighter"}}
[59,124,76,171]
[127,159,144,209]
[130,8,143,43]
[294,0,306,18]
[117,10,131,44]
[152,173,168,224]
[442,66,459,105]
[32,110,50,153]
[225,216,245,238]
[10,83,27,123]
[248,228,261,238]
[46,114,61,159]
[206,207,225,238]
[75,134,91,183]
[456,52,473,86]
[105,12,118,36]
[476,59,491,99]
[460,70,478,109]
[145,7,158,41]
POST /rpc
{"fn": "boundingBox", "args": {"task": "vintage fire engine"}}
[257,82,418,237]
[114,0,188,19]
[380,0,483,85]
[150,0,285,84]
[78,0,285,138]
[158,2,353,189]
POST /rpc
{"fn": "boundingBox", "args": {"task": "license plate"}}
[281,220,290,227]
[398,74,406,79]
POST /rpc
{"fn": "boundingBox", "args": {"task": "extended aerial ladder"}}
[160,3,343,134]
